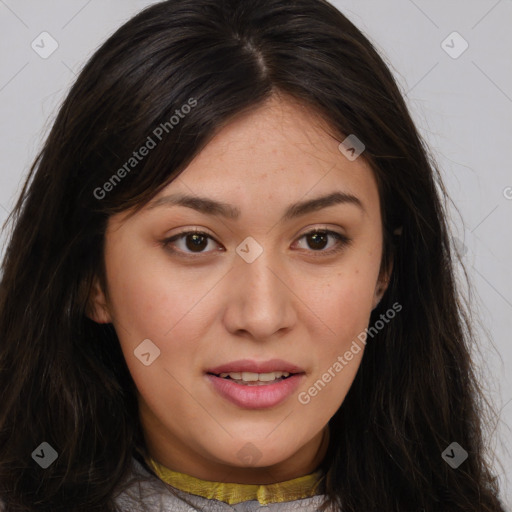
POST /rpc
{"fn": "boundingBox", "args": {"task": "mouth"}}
[207,370,295,386]
[205,359,305,409]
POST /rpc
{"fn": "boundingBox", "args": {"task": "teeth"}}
[257,371,289,381]
[218,371,291,382]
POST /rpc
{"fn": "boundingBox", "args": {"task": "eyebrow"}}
[147,191,365,221]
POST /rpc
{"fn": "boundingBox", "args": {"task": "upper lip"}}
[207,359,305,375]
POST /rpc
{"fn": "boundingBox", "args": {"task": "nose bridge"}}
[225,241,296,338]
[235,234,279,291]
[240,253,277,297]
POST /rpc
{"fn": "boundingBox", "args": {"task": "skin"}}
[88,94,391,484]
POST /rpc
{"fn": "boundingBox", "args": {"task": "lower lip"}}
[206,374,304,409]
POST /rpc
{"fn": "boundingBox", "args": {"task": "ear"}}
[372,258,393,310]
[86,276,112,324]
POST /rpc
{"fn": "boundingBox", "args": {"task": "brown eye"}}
[306,231,329,250]
[295,230,351,254]
[163,230,221,255]
[185,233,209,252]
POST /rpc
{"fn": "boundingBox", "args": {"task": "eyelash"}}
[161,228,352,258]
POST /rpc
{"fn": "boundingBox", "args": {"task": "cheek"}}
[103,246,220,390]
[104,246,214,340]
[294,270,373,417]
[303,265,378,343]
[104,254,206,411]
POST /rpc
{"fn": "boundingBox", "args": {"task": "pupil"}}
[309,232,327,250]
[186,234,207,251]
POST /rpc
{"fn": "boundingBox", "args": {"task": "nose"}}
[222,249,297,341]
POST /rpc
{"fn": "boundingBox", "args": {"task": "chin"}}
[212,439,297,469]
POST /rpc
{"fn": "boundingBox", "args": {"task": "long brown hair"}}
[0,0,505,510]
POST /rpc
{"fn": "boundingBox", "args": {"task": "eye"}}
[162,229,222,256]
[294,229,351,255]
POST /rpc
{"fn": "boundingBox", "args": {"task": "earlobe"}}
[86,276,112,324]
[372,259,393,310]
[372,281,387,310]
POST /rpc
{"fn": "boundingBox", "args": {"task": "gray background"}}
[0,0,511,507]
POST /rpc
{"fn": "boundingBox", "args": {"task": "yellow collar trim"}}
[146,457,324,505]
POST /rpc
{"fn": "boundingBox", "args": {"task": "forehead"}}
[153,96,379,210]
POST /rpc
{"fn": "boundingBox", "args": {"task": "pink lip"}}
[206,373,304,409]
[205,359,305,409]
[206,358,304,375]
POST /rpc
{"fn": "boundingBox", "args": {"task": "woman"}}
[0,0,506,510]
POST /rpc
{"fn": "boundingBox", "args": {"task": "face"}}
[89,95,391,484]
